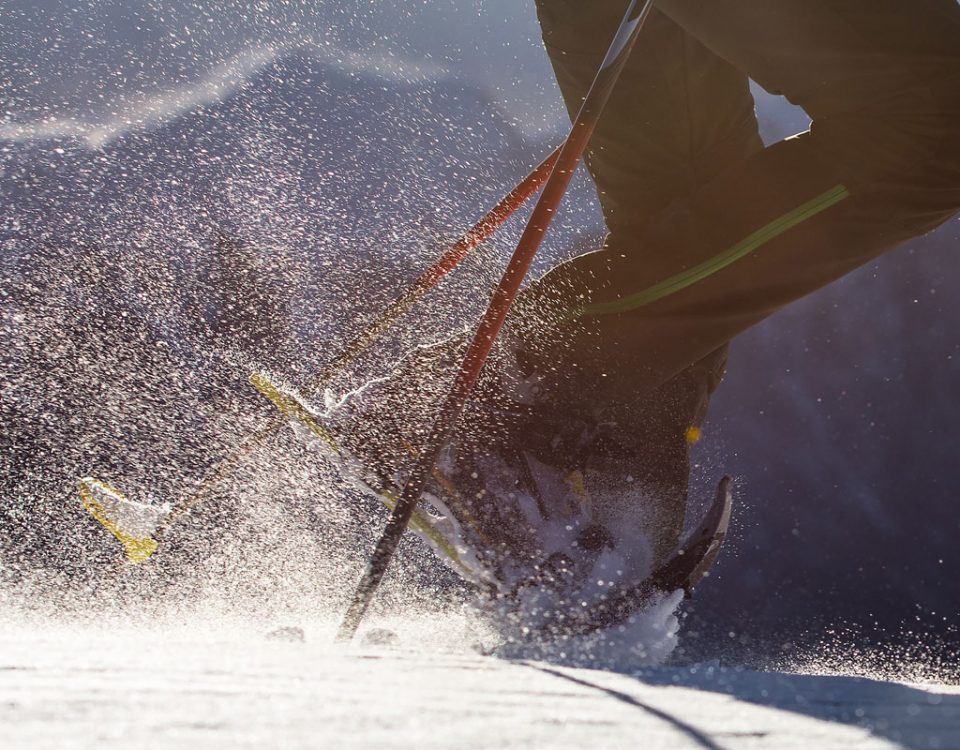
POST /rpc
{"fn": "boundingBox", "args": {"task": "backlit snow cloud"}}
[0,40,447,149]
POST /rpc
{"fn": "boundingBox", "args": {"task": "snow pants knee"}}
[531,0,960,401]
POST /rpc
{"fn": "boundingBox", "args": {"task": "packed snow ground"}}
[2,615,958,750]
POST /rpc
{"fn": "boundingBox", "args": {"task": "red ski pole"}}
[154,147,560,539]
[337,0,656,641]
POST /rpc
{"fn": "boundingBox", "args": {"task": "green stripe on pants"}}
[568,184,850,320]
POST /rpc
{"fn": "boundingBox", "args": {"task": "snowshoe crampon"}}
[527,476,733,641]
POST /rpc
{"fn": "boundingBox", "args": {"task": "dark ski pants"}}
[532,0,960,407]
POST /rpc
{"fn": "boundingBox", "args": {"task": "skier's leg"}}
[529,0,960,401]
[534,2,764,232]
[527,2,760,559]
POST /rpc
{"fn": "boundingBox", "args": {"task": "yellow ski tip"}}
[78,477,160,564]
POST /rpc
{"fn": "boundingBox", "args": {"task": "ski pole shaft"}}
[337,0,655,641]
[301,146,561,396]
[155,148,560,539]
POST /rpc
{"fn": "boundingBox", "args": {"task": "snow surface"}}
[2,614,958,750]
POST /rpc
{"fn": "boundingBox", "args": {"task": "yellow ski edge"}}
[249,372,340,454]
[250,372,475,578]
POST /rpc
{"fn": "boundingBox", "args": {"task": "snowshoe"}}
[252,361,734,636]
